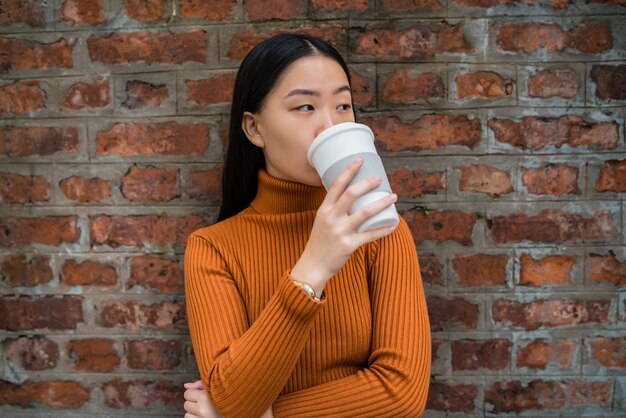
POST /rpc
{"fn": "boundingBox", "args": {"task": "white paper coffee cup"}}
[307,122,399,233]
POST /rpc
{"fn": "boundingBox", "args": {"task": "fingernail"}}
[389,193,397,201]
[369,176,381,182]
[354,157,363,164]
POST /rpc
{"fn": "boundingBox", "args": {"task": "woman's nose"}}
[314,110,338,138]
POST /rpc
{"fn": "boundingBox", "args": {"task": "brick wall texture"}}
[1,0,625,417]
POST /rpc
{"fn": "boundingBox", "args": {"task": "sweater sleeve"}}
[184,232,325,418]
[271,216,431,417]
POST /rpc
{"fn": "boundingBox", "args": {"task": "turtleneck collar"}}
[250,169,327,214]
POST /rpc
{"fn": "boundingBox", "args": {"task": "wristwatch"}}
[293,280,325,302]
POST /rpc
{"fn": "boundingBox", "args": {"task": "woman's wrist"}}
[291,257,328,296]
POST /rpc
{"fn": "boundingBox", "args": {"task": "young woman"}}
[182,34,431,418]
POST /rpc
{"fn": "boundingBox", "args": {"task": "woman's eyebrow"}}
[284,85,351,99]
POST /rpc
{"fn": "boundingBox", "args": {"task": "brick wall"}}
[0,0,624,417]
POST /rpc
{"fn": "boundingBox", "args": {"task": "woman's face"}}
[242,55,355,186]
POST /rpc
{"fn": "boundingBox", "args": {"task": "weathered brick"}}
[426,382,477,412]
[588,0,626,5]
[67,338,119,372]
[98,300,185,330]
[0,80,46,113]
[60,175,111,202]
[382,69,445,104]
[123,0,166,22]
[0,296,84,330]
[61,259,118,286]
[388,167,445,198]
[363,115,481,152]
[403,210,477,245]
[566,380,612,406]
[458,164,513,197]
[243,0,306,21]
[102,378,182,408]
[590,64,626,101]
[418,254,444,286]
[0,173,50,204]
[595,159,626,193]
[528,69,580,99]
[0,0,45,26]
[0,126,80,157]
[312,0,368,10]
[121,166,180,202]
[427,296,479,330]
[126,338,182,370]
[492,298,611,330]
[87,30,208,65]
[61,0,106,25]
[0,379,90,408]
[187,166,222,202]
[452,254,508,287]
[516,339,577,369]
[0,37,74,73]
[522,164,580,195]
[60,78,110,110]
[96,122,209,157]
[451,339,512,370]
[129,255,182,293]
[90,214,206,247]
[485,380,566,413]
[350,69,374,107]
[382,0,442,11]
[179,0,236,20]
[456,71,513,99]
[489,116,619,150]
[186,72,236,106]
[122,80,168,109]
[1,254,53,287]
[589,253,626,286]
[0,216,80,246]
[4,336,59,370]
[489,209,615,244]
[519,253,575,286]
[589,337,626,368]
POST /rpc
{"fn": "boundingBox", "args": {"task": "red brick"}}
[129,255,182,293]
[121,166,180,202]
[180,0,236,20]
[243,0,306,21]
[588,0,626,5]
[426,382,477,412]
[566,380,612,406]
[0,0,45,26]
[61,259,118,286]
[590,64,626,101]
[489,116,619,150]
[494,21,612,53]
[456,71,513,99]
[492,298,611,330]
[431,339,442,363]
[0,173,50,204]
[87,30,207,65]
[459,164,513,197]
[522,164,580,195]
[90,214,206,247]
[485,380,566,413]
[520,253,575,286]
[489,209,615,244]
[187,166,222,202]
[126,338,182,370]
[427,296,478,331]
[350,69,374,107]
[0,296,84,330]
[516,339,577,369]
[186,72,236,106]
[356,24,469,59]
[418,254,444,286]
[403,210,477,245]
[589,337,626,368]
[528,69,580,99]
[123,0,166,22]
[452,339,512,370]
[0,216,80,246]
[60,78,110,110]
[595,159,626,193]
[102,378,182,408]
[0,80,46,113]
[312,0,368,10]
[0,37,74,73]
[589,253,626,286]
[60,175,111,202]
[1,254,53,287]
[122,80,169,109]
[452,254,508,287]
[382,0,442,11]
[99,300,185,330]
[61,0,106,25]
[388,167,445,198]
[0,126,80,157]
[4,336,59,370]
[67,338,119,372]
[382,70,445,104]
[363,115,480,152]
[96,121,209,156]
[0,379,90,408]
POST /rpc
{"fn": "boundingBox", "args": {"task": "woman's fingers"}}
[184,380,204,390]
[184,399,201,416]
[332,175,383,216]
[348,192,397,230]
[322,158,363,205]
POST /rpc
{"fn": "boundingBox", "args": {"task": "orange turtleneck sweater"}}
[184,169,431,417]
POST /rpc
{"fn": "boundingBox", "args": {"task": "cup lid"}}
[306,122,374,165]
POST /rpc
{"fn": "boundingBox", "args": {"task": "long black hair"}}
[217,33,352,222]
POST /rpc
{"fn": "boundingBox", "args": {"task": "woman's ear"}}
[242,112,264,148]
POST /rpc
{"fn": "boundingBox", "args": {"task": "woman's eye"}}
[297,104,314,111]
[337,104,351,111]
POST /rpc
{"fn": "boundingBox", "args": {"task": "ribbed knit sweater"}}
[184,168,431,418]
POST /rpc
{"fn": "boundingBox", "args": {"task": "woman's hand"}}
[291,158,398,294]
[183,379,274,418]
